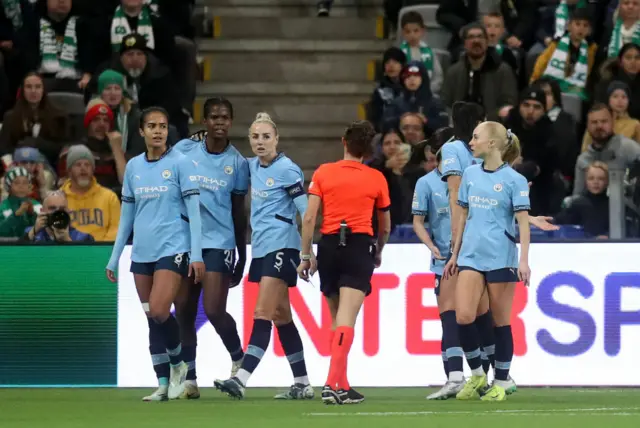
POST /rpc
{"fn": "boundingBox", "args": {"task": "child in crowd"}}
[0,147,55,201]
[554,161,609,238]
[483,12,519,72]
[400,11,443,94]
[581,81,640,151]
[0,166,42,238]
[531,9,598,100]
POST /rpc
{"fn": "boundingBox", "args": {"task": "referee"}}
[297,120,391,405]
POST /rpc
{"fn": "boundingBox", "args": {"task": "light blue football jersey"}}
[412,169,451,276]
[249,153,305,258]
[440,139,481,181]
[174,136,249,250]
[456,163,530,272]
[121,148,200,263]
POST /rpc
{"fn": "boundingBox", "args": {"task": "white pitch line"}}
[304,407,640,417]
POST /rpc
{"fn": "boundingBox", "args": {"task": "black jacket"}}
[594,59,640,120]
[367,75,405,132]
[554,191,609,237]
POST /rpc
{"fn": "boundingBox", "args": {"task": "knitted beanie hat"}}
[84,98,114,128]
[4,166,31,191]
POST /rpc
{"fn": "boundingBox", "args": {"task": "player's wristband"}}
[300,253,312,261]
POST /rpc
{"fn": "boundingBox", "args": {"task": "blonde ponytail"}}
[502,132,521,165]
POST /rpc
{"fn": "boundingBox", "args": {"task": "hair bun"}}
[255,112,272,122]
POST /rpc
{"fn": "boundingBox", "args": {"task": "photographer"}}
[24,190,94,243]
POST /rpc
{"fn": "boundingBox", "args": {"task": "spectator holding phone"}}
[0,166,42,238]
[24,189,93,242]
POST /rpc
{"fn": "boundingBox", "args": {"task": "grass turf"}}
[1,388,639,428]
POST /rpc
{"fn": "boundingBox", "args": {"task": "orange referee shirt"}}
[308,160,391,236]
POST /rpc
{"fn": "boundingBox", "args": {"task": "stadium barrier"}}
[2,244,639,387]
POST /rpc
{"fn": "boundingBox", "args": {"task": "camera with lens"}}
[47,210,70,230]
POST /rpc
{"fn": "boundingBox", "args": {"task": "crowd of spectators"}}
[367,0,640,237]
[0,0,195,242]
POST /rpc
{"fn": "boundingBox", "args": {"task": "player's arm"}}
[231,158,250,275]
[411,180,440,257]
[513,175,532,285]
[450,170,470,260]
[178,160,203,265]
[440,144,463,238]
[375,172,392,255]
[106,166,136,275]
[301,194,320,258]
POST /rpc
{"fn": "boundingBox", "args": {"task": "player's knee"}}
[253,306,277,321]
[148,303,170,322]
[456,310,476,325]
[490,305,510,327]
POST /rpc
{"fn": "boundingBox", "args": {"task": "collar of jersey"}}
[259,152,285,168]
[144,146,172,163]
[481,162,508,173]
[201,136,231,155]
[435,167,442,177]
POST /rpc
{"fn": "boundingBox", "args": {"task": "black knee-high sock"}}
[156,315,183,366]
[440,318,449,378]
[277,321,309,385]
[494,325,514,382]
[235,319,272,386]
[210,312,244,362]
[457,321,485,376]
[181,345,197,380]
[474,311,496,373]
[442,311,463,381]
[148,317,170,385]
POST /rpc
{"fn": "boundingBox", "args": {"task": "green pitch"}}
[2,388,639,428]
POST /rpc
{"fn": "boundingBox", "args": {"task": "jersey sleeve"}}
[308,166,323,198]
[510,172,531,212]
[457,170,470,208]
[121,162,135,204]
[440,143,462,180]
[375,170,391,211]
[177,157,200,198]
[233,156,250,195]
[412,177,431,216]
[281,164,305,200]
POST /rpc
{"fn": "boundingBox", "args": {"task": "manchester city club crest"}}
[266,178,275,187]
[162,170,172,179]
[494,183,503,192]
[224,166,233,175]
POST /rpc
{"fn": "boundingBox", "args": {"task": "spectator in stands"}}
[574,103,640,195]
[0,72,68,167]
[436,0,537,59]
[367,47,406,132]
[530,9,597,101]
[505,85,565,215]
[582,81,640,151]
[535,77,579,179]
[383,61,448,135]
[441,23,517,121]
[0,166,42,238]
[57,101,125,191]
[406,126,454,190]
[399,111,426,145]
[96,69,146,159]
[60,144,120,241]
[0,147,54,201]
[595,43,640,119]
[18,0,97,92]
[600,0,640,59]
[399,11,443,94]
[555,161,610,238]
[530,0,589,60]
[483,11,519,73]
[369,127,413,231]
[24,189,93,241]
[0,0,28,116]
[87,33,186,137]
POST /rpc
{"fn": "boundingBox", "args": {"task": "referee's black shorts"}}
[317,233,375,298]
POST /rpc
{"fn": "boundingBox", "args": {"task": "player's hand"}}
[106,269,117,283]
[230,256,246,288]
[529,215,559,231]
[189,261,205,284]
[518,261,530,287]
[429,245,445,260]
[443,254,458,279]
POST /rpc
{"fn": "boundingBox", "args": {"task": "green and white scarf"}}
[2,0,22,29]
[115,106,129,151]
[542,35,589,99]
[39,17,80,79]
[554,0,587,39]
[111,5,155,52]
[607,18,640,58]
[400,40,434,78]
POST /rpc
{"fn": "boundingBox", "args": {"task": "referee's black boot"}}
[338,388,365,404]
[321,385,342,405]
